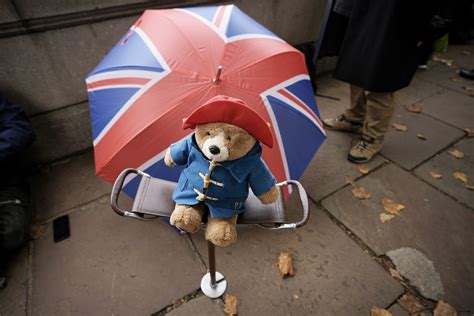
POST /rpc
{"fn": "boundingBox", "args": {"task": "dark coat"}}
[316,0,432,92]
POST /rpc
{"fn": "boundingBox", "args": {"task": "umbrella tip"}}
[213,65,223,85]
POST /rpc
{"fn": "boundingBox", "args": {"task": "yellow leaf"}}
[430,171,443,179]
[389,268,402,280]
[416,133,426,140]
[345,175,355,186]
[448,149,464,159]
[223,294,239,316]
[371,306,393,316]
[382,197,405,216]
[358,166,370,174]
[464,128,474,137]
[405,103,422,113]
[380,213,395,223]
[277,252,294,278]
[434,300,457,316]
[351,185,372,199]
[453,172,468,184]
[465,184,474,191]
[392,123,408,131]
[398,293,424,313]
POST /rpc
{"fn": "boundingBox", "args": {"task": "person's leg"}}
[323,84,366,133]
[348,91,395,163]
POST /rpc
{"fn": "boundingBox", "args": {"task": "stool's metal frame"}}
[110,168,310,298]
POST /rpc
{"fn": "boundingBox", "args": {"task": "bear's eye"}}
[206,131,210,136]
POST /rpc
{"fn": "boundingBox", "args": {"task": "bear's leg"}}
[170,204,205,233]
[205,215,238,247]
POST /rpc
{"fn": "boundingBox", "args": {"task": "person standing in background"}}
[315,0,432,163]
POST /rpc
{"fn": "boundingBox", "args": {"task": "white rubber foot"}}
[200,272,227,298]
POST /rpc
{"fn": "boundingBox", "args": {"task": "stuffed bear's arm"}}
[257,184,279,204]
[165,136,191,168]
[249,159,279,204]
[164,148,176,167]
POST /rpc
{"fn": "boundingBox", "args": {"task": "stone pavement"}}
[1,45,473,315]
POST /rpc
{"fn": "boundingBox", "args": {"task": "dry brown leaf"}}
[371,306,393,316]
[382,197,406,216]
[345,175,355,186]
[31,224,46,240]
[450,77,460,82]
[358,166,370,174]
[392,123,408,131]
[416,133,427,140]
[398,293,424,313]
[462,86,474,92]
[412,312,427,316]
[462,50,471,55]
[448,149,464,159]
[465,184,474,191]
[351,185,372,199]
[223,294,239,316]
[453,171,468,184]
[389,268,402,280]
[405,103,422,113]
[433,300,457,316]
[430,171,443,179]
[277,252,294,278]
[464,128,474,137]
[380,213,395,223]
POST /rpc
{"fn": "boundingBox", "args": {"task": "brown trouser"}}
[344,84,395,140]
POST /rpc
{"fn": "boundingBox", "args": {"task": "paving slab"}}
[0,1,19,23]
[395,76,445,107]
[166,295,222,316]
[388,303,409,316]
[414,138,474,209]
[322,164,474,311]
[33,150,111,222]
[420,90,474,131]
[381,104,464,170]
[0,246,29,316]
[417,62,474,97]
[190,201,403,315]
[301,130,385,202]
[32,197,203,315]
[29,102,92,163]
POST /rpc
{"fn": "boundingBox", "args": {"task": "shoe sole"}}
[347,151,380,164]
[322,122,362,134]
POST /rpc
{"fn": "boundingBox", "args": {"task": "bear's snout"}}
[209,145,220,155]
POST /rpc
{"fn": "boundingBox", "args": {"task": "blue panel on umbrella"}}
[123,159,183,197]
[226,6,278,39]
[181,6,219,23]
[89,29,165,76]
[267,96,325,180]
[285,79,321,119]
[89,87,139,140]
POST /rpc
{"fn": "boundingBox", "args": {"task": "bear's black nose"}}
[209,145,220,155]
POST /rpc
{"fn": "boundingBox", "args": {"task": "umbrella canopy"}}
[86,4,326,195]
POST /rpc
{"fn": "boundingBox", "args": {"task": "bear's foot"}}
[205,215,238,247]
[170,204,204,233]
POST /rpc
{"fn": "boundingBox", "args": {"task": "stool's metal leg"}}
[200,241,227,298]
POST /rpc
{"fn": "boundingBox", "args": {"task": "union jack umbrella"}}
[85,4,326,196]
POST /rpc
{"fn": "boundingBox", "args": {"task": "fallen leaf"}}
[448,149,464,159]
[380,213,395,223]
[389,268,402,280]
[351,185,372,199]
[462,50,471,55]
[464,128,474,137]
[462,86,473,92]
[345,175,355,186]
[277,252,294,278]
[398,293,424,313]
[358,166,370,174]
[405,103,422,113]
[382,197,405,216]
[31,224,45,240]
[453,172,468,184]
[430,171,443,179]
[465,184,474,191]
[371,306,393,316]
[434,300,457,316]
[293,294,299,300]
[392,123,408,131]
[416,133,426,140]
[223,294,239,316]
[450,77,460,82]
[412,312,427,316]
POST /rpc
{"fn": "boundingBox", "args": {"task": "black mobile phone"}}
[53,215,70,242]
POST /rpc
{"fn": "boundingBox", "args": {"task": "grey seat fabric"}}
[131,174,287,224]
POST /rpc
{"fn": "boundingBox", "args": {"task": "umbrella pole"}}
[200,240,227,298]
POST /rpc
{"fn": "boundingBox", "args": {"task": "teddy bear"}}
[164,95,279,247]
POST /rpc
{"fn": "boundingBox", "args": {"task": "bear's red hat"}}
[182,95,274,148]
